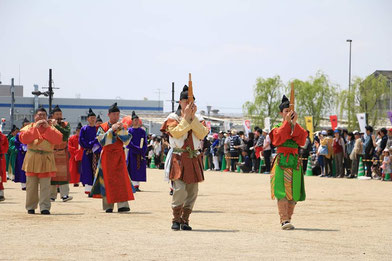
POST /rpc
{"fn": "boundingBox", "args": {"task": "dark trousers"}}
[364,154,372,177]
[230,152,239,172]
[263,150,271,173]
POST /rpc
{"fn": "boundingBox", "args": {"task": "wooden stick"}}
[188,73,194,102]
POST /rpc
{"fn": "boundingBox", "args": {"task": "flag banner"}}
[330,115,338,130]
[387,111,392,125]
[356,113,366,133]
[243,120,251,137]
[304,116,314,141]
[264,117,271,131]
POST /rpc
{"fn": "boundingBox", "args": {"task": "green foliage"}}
[292,71,337,129]
[338,74,389,130]
[243,76,284,128]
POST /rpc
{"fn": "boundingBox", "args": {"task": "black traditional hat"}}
[179,85,195,101]
[279,95,290,112]
[11,124,17,132]
[131,111,139,120]
[176,85,196,116]
[52,105,62,113]
[76,122,83,130]
[108,102,120,113]
[87,108,96,117]
[23,118,30,124]
[96,115,103,123]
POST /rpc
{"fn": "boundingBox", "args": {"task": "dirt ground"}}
[1,169,391,261]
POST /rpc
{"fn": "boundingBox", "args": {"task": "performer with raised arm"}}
[50,105,73,202]
[269,87,308,230]
[126,111,147,192]
[90,103,134,213]
[161,75,209,231]
[19,107,63,214]
[79,108,100,194]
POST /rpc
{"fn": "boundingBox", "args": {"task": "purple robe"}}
[127,127,147,182]
[14,133,27,183]
[79,125,101,186]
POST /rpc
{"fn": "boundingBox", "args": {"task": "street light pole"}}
[48,69,53,114]
[10,78,15,129]
[346,39,352,128]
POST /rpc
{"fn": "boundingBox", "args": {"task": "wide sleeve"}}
[269,121,292,147]
[291,123,308,147]
[78,128,93,149]
[190,118,209,140]
[41,126,63,145]
[167,118,192,139]
[55,123,71,141]
[19,125,41,144]
[116,128,132,146]
[68,136,78,155]
[0,133,9,154]
[97,127,132,147]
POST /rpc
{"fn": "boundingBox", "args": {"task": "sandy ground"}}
[1,169,391,261]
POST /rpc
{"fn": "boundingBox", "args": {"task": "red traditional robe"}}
[68,134,83,184]
[91,122,134,204]
[0,131,9,189]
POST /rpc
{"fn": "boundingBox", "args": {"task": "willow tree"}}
[292,71,336,129]
[338,74,389,129]
[243,75,284,128]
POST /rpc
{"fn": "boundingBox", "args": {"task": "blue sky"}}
[0,0,391,113]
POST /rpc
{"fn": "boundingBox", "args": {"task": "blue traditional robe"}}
[79,125,101,186]
[13,133,27,183]
[126,127,147,182]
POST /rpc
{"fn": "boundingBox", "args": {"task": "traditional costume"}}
[19,107,63,214]
[0,130,9,201]
[50,105,72,202]
[68,123,83,185]
[6,125,18,180]
[161,85,209,230]
[126,111,147,192]
[269,95,307,230]
[79,109,100,194]
[90,103,134,212]
[14,118,30,190]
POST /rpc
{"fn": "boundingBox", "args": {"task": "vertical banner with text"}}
[243,120,251,137]
[304,116,314,141]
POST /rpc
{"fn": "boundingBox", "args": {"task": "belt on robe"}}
[28,149,52,154]
[173,147,200,158]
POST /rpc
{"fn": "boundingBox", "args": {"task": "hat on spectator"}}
[334,129,340,133]
[353,130,360,135]
[383,148,390,153]
[262,128,269,133]
[321,130,327,135]
[213,133,219,139]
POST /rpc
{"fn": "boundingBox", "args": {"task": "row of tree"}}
[243,71,390,131]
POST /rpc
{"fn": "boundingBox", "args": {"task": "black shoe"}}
[170,190,173,196]
[27,209,35,214]
[41,210,50,215]
[50,198,55,202]
[180,222,192,231]
[171,222,180,230]
[105,209,113,213]
[22,187,26,191]
[73,184,79,187]
[118,207,130,212]
[0,196,5,201]
[135,187,141,192]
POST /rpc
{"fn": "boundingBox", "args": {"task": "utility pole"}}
[32,69,58,114]
[171,82,175,112]
[346,39,352,128]
[10,78,15,130]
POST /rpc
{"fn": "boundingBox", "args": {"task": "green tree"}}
[292,71,337,129]
[243,76,284,128]
[338,74,389,130]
